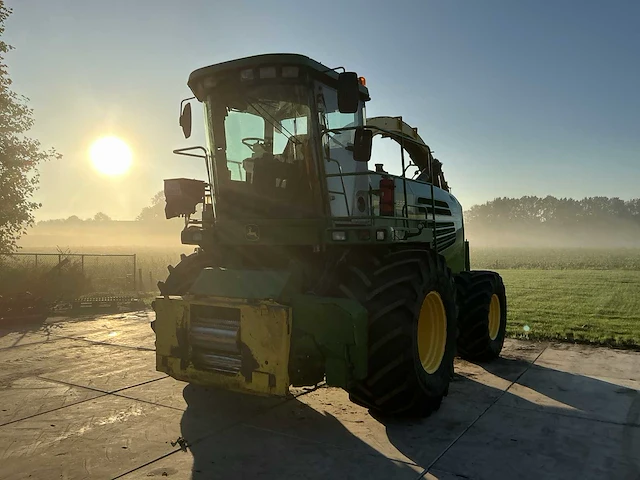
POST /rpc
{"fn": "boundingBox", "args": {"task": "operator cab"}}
[178,54,370,221]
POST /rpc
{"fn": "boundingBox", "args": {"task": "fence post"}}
[138,268,143,291]
[133,254,137,292]
[35,254,38,268]
[81,255,84,275]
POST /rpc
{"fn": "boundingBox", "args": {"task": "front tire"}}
[152,251,215,332]
[336,248,458,418]
[157,251,215,296]
[455,270,507,361]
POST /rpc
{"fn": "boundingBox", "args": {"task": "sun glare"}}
[89,136,132,176]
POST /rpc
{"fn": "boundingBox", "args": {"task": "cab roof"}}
[187,53,370,101]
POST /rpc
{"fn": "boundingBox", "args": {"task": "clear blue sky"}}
[4,0,640,220]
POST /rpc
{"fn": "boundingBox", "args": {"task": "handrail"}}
[326,157,351,216]
[324,125,430,151]
[323,122,439,248]
[173,146,213,190]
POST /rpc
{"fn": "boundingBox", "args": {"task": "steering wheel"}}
[242,137,266,152]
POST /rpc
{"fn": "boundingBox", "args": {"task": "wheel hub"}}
[488,293,501,340]
[417,291,447,374]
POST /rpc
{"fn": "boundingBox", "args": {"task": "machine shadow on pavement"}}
[380,356,640,480]
[174,355,640,480]
[179,384,421,479]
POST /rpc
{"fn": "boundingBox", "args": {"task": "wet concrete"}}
[0,311,638,479]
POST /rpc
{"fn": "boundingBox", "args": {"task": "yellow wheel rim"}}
[488,293,501,341]
[417,291,448,374]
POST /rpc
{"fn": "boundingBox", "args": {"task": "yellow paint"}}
[417,291,447,374]
[154,295,292,397]
[488,293,501,341]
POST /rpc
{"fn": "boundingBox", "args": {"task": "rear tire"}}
[336,248,458,418]
[455,270,507,361]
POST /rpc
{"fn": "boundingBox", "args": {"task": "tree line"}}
[465,196,640,226]
[35,191,166,226]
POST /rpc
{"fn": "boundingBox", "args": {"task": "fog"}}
[466,218,640,249]
[15,217,640,254]
[17,220,185,252]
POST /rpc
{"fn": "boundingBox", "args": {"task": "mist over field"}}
[465,218,640,249]
[17,220,185,251]
[15,195,640,253]
[465,196,640,249]
[17,218,640,252]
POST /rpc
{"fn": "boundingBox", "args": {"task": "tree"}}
[92,212,111,222]
[465,195,640,228]
[136,191,165,222]
[0,3,61,253]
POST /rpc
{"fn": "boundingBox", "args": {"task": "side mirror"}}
[337,72,360,114]
[179,102,192,139]
[353,127,373,162]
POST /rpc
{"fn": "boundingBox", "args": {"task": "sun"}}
[89,136,132,176]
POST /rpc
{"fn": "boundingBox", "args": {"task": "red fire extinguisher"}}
[379,176,395,216]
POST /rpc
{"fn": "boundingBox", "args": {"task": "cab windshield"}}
[205,83,316,219]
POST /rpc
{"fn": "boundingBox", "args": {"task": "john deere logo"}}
[245,224,260,241]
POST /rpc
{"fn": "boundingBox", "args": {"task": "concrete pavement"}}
[0,312,638,479]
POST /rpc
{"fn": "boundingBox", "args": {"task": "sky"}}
[4,0,640,221]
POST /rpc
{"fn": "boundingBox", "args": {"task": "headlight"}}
[332,231,347,241]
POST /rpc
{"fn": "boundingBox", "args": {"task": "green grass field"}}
[470,247,640,349]
[496,269,640,348]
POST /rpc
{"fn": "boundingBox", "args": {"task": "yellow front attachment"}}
[417,291,447,374]
[154,296,291,396]
[488,293,501,341]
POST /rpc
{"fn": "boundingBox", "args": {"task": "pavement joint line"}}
[35,375,113,394]
[0,391,109,428]
[110,382,329,479]
[108,376,168,394]
[8,331,27,348]
[111,447,184,480]
[33,374,166,396]
[0,376,171,428]
[493,401,640,428]
[415,346,550,480]
[110,392,187,412]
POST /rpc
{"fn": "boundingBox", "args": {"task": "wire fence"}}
[0,252,138,296]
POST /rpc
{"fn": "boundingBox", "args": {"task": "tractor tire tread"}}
[455,270,507,361]
[336,246,457,418]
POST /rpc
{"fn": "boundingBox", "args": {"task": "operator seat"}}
[280,134,310,164]
[251,136,313,217]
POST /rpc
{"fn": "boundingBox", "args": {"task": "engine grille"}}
[417,198,453,216]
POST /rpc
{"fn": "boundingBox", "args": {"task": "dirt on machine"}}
[151,53,508,418]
